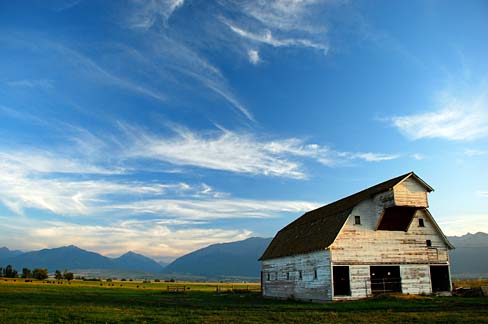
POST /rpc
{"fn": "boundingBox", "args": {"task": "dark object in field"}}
[453,287,484,297]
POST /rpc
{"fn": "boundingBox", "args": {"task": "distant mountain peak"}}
[164,237,273,278]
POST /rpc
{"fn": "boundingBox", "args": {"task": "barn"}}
[259,172,454,302]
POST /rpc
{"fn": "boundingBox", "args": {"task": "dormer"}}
[376,173,434,231]
[392,173,433,208]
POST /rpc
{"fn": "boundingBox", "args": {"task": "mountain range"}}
[447,232,488,278]
[0,245,164,274]
[1,233,487,278]
[164,237,272,277]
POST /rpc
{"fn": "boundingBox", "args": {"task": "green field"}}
[0,279,487,323]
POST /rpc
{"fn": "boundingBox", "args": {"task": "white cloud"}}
[464,149,486,157]
[248,49,260,64]
[0,121,398,217]
[341,152,400,163]
[110,198,318,220]
[223,20,328,54]
[122,124,307,178]
[391,91,488,141]
[0,216,251,257]
[128,0,185,29]
[218,0,330,62]
[121,124,399,178]
[411,153,426,160]
[438,214,488,236]
[0,146,318,218]
[238,0,326,33]
[0,151,119,175]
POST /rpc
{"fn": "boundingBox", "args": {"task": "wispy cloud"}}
[411,153,426,160]
[122,124,307,178]
[217,0,329,62]
[223,19,328,53]
[465,149,486,157]
[5,79,54,90]
[0,151,120,175]
[127,0,185,29]
[110,198,318,220]
[53,42,167,102]
[0,144,318,218]
[477,191,488,198]
[391,89,488,141]
[237,0,326,33]
[121,124,399,179]
[0,34,167,103]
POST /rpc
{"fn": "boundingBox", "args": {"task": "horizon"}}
[0,1,487,259]
[1,231,487,262]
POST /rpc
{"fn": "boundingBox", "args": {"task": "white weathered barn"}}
[259,172,454,302]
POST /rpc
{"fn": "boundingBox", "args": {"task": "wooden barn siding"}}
[330,198,450,265]
[400,264,432,294]
[262,250,332,302]
[393,177,428,208]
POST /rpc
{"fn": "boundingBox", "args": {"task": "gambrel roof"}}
[259,172,449,261]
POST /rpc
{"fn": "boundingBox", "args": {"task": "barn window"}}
[419,218,425,227]
[267,273,270,281]
[299,270,303,280]
[275,272,278,280]
[286,272,290,280]
[313,269,318,280]
[354,216,361,225]
[426,239,432,247]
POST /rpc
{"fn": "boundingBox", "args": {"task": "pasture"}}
[0,278,487,323]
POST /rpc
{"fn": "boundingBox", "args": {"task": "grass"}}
[0,279,487,323]
[453,278,488,288]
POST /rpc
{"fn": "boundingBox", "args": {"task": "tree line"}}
[0,265,73,280]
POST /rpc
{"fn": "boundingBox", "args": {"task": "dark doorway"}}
[333,266,351,296]
[430,265,450,292]
[370,266,402,294]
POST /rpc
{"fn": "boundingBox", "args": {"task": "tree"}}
[63,270,74,281]
[55,270,63,280]
[21,268,32,279]
[4,265,18,278]
[32,268,48,280]
[5,265,13,278]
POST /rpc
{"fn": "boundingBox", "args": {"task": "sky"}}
[0,0,487,261]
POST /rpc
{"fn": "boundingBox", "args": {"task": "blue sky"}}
[0,0,487,260]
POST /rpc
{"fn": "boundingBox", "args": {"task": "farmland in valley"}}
[0,279,487,323]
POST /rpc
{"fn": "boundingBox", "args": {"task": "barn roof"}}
[259,172,432,261]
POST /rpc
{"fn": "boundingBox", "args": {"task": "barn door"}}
[430,265,450,292]
[370,266,402,294]
[333,266,351,296]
